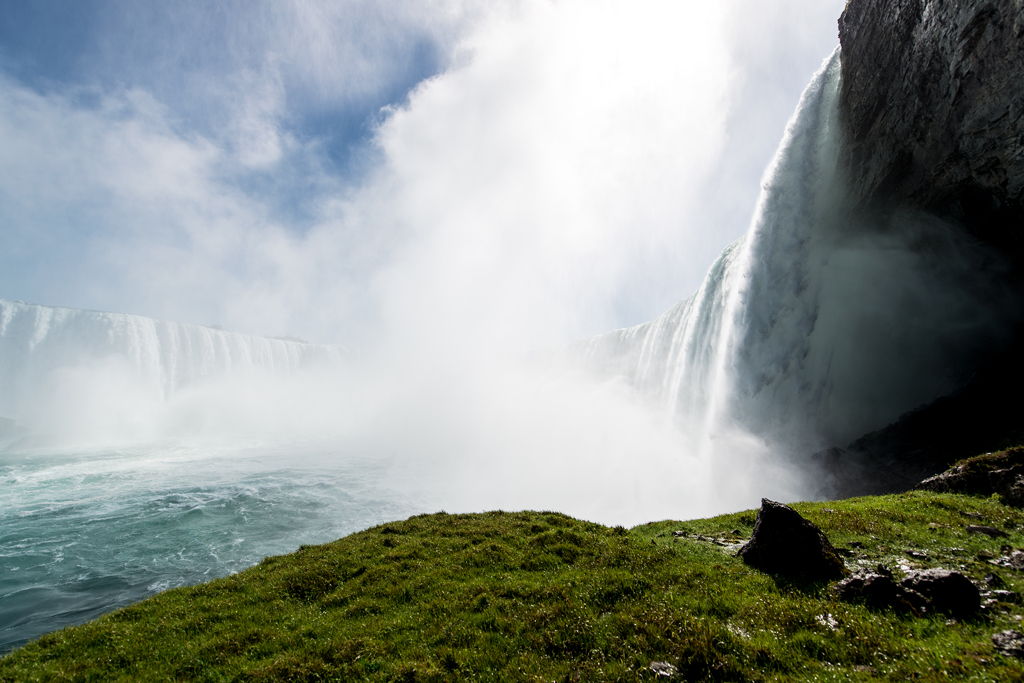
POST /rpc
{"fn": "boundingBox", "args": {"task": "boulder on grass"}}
[900,569,980,619]
[837,572,928,613]
[738,499,847,580]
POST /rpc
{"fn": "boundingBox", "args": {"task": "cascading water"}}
[0,299,345,442]
[578,49,1020,457]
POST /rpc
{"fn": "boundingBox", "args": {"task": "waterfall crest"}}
[0,299,344,423]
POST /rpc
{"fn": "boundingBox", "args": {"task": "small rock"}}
[906,549,928,559]
[985,573,1007,588]
[837,572,928,613]
[737,499,846,580]
[967,525,1009,538]
[649,661,677,677]
[992,590,1018,603]
[992,630,1024,658]
[990,551,1024,571]
[901,569,981,619]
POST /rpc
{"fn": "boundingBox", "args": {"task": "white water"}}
[3,49,1021,653]
[0,299,345,443]
[577,49,1019,456]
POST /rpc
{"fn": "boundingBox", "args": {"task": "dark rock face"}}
[737,499,846,580]
[900,568,981,618]
[839,0,1024,258]
[809,1,1024,498]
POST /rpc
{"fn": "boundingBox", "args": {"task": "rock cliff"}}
[816,0,1024,496]
[838,0,1024,259]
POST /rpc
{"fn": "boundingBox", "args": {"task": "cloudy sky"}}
[0,0,845,349]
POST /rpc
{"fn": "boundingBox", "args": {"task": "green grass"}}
[2,492,1024,682]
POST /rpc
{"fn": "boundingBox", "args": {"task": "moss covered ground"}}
[2,491,1024,681]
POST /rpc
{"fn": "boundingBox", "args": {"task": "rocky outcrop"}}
[917,447,1024,505]
[839,0,1024,258]
[737,499,847,580]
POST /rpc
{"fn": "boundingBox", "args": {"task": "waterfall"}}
[0,299,344,425]
[577,47,1020,455]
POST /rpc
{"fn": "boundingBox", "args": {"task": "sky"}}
[0,0,847,349]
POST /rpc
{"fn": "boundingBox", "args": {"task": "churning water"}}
[0,440,422,652]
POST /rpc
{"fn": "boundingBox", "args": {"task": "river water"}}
[0,439,422,652]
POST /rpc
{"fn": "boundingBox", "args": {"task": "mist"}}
[0,0,855,527]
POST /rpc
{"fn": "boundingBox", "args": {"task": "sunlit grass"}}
[2,492,1023,681]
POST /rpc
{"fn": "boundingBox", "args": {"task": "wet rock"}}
[900,569,980,619]
[649,661,677,678]
[992,630,1024,659]
[837,572,928,613]
[990,550,1024,571]
[737,499,846,580]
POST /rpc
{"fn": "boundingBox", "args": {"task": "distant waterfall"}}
[0,299,344,421]
[577,48,1019,453]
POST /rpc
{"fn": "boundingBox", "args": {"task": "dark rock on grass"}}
[918,448,1024,507]
[900,569,981,619]
[837,572,928,614]
[967,525,1009,538]
[738,499,847,580]
[992,630,1024,659]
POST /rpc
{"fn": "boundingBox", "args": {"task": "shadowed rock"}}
[837,572,928,613]
[737,499,846,580]
[900,568,980,619]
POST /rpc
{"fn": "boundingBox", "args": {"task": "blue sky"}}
[0,0,846,347]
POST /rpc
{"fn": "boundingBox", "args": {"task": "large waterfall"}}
[576,49,1019,456]
[0,299,345,435]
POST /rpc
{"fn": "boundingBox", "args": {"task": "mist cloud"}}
[1,1,847,522]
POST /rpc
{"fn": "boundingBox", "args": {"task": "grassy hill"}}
[2,490,1023,682]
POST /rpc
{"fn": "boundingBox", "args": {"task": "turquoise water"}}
[0,439,423,653]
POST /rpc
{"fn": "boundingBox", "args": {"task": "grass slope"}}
[2,492,1024,682]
